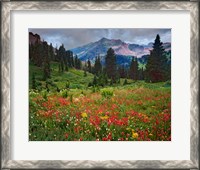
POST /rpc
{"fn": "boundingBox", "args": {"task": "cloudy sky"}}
[29,28,171,49]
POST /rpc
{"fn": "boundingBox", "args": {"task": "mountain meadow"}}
[29,31,171,141]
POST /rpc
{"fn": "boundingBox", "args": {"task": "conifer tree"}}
[66,50,73,68]
[87,59,92,73]
[129,57,138,80]
[43,41,51,80]
[58,44,66,73]
[49,43,55,61]
[94,56,102,76]
[93,75,97,86]
[105,48,117,82]
[145,34,167,82]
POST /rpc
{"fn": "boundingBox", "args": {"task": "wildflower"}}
[72,98,79,103]
[132,133,138,139]
[100,115,109,120]
[81,112,87,118]
[132,130,139,139]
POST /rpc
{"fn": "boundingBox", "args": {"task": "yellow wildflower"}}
[81,112,87,118]
[132,132,138,139]
[100,115,109,120]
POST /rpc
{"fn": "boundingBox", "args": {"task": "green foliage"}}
[145,34,169,83]
[29,62,94,92]
[88,82,93,87]
[105,48,117,82]
[58,44,66,73]
[93,75,97,86]
[123,78,128,85]
[101,88,114,98]
[129,57,139,80]
[94,56,102,76]
[84,69,87,77]
[65,81,70,89]
[60,89,68,98]
[43,41,51,80]
[87,60,92,73]
[31,73,36,89]
[41,90,48,100]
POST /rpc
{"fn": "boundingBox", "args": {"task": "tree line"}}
[29,41,82,80]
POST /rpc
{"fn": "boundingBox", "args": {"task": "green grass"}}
[29,62,94,90]
[29,61,171,93]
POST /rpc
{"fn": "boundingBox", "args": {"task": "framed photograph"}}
[1,0,199,169]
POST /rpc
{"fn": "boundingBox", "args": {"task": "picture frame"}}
[1,0,199,169]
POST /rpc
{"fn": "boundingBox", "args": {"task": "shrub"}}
[41,90,48,100]
[70,84,82,89]
[60,89,68,98]
[88,82,93,87]
[65,81,70,89]
[123,79,128,85]
[101,88,114,98]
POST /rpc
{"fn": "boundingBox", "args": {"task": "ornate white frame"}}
[1,1,199,169]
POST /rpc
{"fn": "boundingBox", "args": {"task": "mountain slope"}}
[70,37,171,65]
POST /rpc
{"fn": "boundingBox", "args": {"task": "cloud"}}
[29,28,171,49]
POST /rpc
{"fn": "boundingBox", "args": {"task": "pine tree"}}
[105,48,117,82]
[49,43,55,61]
[138,68,145,80]
[94,56,102,76]
[55,47,59,61]
[87,59,92,73]
[58,44,66,73]
[74,55,78,69]
[77,58,82,69]
[66,50,73,68]
[93,75,97,86]
[43,41,51,80]
[129,57,138,81]
[118,65,127,78]
[70,55,74,68]
[145,34,167,82]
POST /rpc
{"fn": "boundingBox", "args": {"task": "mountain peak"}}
[70,37,171,62]
[99,37,109,41]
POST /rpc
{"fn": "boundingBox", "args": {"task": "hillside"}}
[29,62,94,91]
